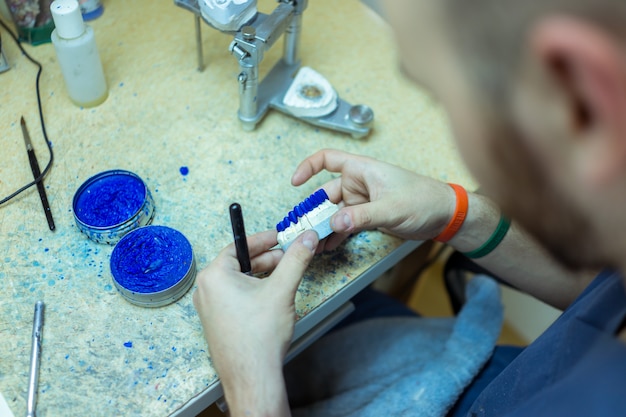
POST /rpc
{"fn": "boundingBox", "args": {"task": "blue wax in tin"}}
[75,173,145,227]
[110,226,193,294]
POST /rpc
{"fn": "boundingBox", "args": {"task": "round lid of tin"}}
[110,225,196,307]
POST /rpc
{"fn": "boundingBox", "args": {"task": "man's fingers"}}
[271,231,319,296]
[244,230,279,257]
[291,149,355,186]
[222,230,277,258]
[250,249,284,274]
[319,177,343,204]
[330,201,391,234]
[219,230,278,272]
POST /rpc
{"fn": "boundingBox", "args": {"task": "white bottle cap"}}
[50,0,85,39]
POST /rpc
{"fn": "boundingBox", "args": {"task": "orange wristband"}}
[434,184,468,243]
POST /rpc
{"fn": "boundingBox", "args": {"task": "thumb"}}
[331,202,390,233]
[271,230,319,296]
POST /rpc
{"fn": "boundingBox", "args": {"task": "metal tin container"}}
[72,170,155,244]
[109,225,196,307]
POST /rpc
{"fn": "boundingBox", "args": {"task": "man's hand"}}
[293,149,595,310]
[292,149,456,251]
[193,230,319,417]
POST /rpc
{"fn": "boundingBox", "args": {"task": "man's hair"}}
[442,0,626,103]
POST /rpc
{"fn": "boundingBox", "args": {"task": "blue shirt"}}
[462,270,626,416]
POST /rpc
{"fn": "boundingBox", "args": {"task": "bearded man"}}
[193,1,626,415]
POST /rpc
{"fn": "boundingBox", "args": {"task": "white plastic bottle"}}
[50,0,107,107]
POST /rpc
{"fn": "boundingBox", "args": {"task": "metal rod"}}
[237,58,258,131]
[283,13,302,66]
[26,301,44,417]
[195,15,204,72]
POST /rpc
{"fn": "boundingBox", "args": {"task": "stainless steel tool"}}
[175,0,374,138]
[26,301,44,417]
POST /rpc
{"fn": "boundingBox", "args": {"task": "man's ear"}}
[530,16,626,186]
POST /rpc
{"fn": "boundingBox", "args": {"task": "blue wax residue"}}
[75,173,146,227]
[179,166,189,176]
[110,226,193,294]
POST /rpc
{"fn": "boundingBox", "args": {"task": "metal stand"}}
[175,0,373,138]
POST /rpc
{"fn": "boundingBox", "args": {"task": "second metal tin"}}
[109,225,196,307]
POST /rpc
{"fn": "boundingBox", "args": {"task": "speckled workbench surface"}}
[0,0,475,415]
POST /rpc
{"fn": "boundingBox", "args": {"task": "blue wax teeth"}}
[276,189,330,232]
[276,189,339,251]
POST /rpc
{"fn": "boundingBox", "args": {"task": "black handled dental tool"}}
[229,203,252,275]
[21,117,55,231]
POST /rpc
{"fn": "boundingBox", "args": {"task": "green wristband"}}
[462,214,511,259]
